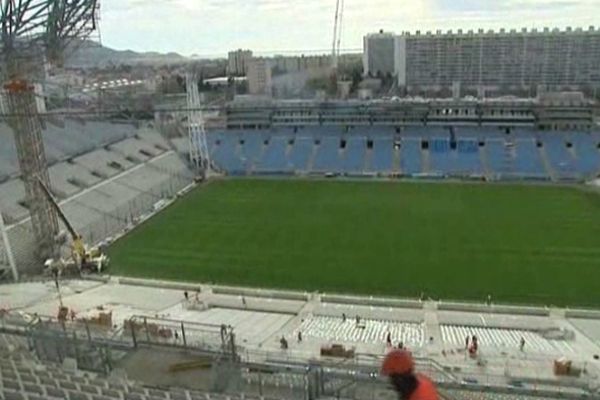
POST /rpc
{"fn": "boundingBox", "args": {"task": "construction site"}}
[1,1,600,400]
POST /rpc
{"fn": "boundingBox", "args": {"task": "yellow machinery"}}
[37,178,108,274]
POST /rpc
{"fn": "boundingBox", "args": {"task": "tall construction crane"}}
[331,0,345,71]
[0,0,100,277]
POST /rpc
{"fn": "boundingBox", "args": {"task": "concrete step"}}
[364,148,373,172]
[393,145,401,173]
[538,146,556,181]
[479,145,491,178]
[306,143,318,172]
[421,149,431,173]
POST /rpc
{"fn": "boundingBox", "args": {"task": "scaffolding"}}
[3,80,60,262]
[0,0,101,272]
[0,206,17,280]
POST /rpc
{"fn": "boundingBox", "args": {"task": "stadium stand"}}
[440,325,576,354]
[73,149,136,179]
[2,121,600,275]
[294,316,424,346]
[429,137,454,174]
[0,179,29,224]
[455,139,483,175]
[211,134,245,174]
[0,120,195,274]
[441,390,548,400]
[485,140,513,176]
[543,135,579,180]
[108,137,158,162]
[368,137,394,173]
[256,136,290,172]
[399,139,422,175]
[48,163,99,198]
[239,133,264,173]
[0,333,259,400]
[202,128,600,181]
[0,121,137,176]
[341,136,367,173]
[572,132,600,175]
[288,137,312,172]
[0,327,579,400]
[513,139,548,178]
[313,136,341,172]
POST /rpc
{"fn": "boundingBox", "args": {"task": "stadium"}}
[2,95,600,400]
[1,3,600,400]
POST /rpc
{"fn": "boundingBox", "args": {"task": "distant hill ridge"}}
[66,40,188,68]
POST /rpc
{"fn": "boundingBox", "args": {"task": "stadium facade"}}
[225,94,597,131]
[364,26,600,97]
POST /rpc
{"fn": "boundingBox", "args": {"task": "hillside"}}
[65,40,187,68]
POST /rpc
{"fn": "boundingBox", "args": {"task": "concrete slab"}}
[21,282,184,317]
[0,280,100,310]
[1,278,599,391]
[568,318,600,346]
[316,302,424,322]
[440,324,578,356]
[161,306,294,347]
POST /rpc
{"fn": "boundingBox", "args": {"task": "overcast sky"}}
[100,0,600,57]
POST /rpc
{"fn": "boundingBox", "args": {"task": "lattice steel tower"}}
[186,73,211,175]
[1,0,100,266]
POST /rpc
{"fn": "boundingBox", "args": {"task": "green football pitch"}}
[109,178,600,307]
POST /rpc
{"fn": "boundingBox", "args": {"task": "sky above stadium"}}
[100,0,600,57]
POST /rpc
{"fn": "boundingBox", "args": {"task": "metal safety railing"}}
[0,310,597,400]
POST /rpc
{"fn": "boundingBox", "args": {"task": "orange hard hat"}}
[381,350,414,375]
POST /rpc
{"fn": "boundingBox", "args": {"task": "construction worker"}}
[381,350,438,400]
[469,335,478,357]
[520,337,525,352]
[280,336,288,350]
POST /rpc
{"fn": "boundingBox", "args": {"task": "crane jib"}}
[36,177,79,240]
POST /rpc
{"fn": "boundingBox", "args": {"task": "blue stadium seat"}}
[239,134,264,170]
[369,137,394,172]
[400,140,422,174]
[211,135,246,174]
[454,139,483,175]
[288,137,313,171]
[313,136,341,172]
[543,136,578,179]
[256,136,290,172]
[341,137,366,173]
[429,138,453,173]
[571,132,600,177]
[203,128,599,180]
[513,139,547,177]
[486,140,514,176]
